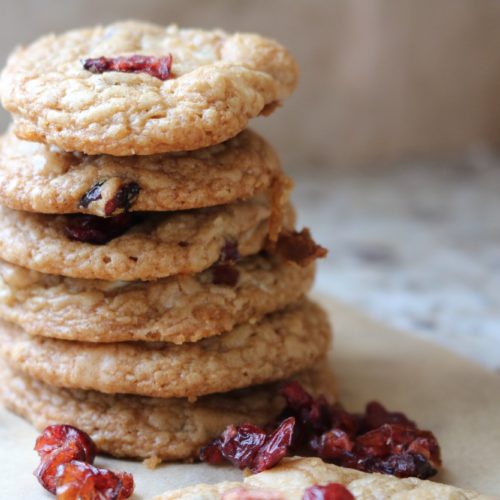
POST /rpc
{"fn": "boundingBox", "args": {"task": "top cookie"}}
[0,21,299,155]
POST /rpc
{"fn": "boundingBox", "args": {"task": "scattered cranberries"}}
[201,383,441,480]
[200,417,295,473]
[274,228,327,266]
[302,483,354,500]
[34,425,133,499]
[64,213,139,245]
[83,54,173,80]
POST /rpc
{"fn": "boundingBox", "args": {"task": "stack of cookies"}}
[0,22,333,461]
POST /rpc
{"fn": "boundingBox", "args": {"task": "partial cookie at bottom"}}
[156,457,490,500]
[0,364,335,461]
[0,300,331,399]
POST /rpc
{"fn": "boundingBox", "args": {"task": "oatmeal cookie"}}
[0,299,331,399]
[157,457,490,500]
[0,254,314,343]
[0,128,283,215]
[0,22,299,155]
[0,195,294,281]
[0,364,335,461]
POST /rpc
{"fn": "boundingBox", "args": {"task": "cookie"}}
[0,299,331,399]
[0,195,294,281]
[157,457,489,500]
[0,254,314,344]
[0,128,283,216]
[0,22,299,155]
[0,363,335,461]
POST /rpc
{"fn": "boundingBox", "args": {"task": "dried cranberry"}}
[104,182,140,216]
[302,483,354,500]
[251,417,295,473]
[274,229,327,266]
[355,452,437,479]
[55,461,134,500]
[64,213,139,245]
[35,442,87,494]
[34,425,96,463]
[83,54,173,81]
[219,240,240,264]
[311,429,353,461]
[200,418,295,473]
[360,401,416,432]
[79,181,105,209]
[211,264,240,286]
[281,381,313,410]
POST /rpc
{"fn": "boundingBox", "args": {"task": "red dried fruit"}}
[219,240,240,264]
[251,417,295,473]
[222,487,285,499]
[360,401,416,431]
[211,264,240,286]
[55,461,134,500]
[104,182,140,216]
[200,418,295,473]
[302,483,354,500]
[311,429,353,460]
[274,228,327,266]
[35,425,96,463]
[64,213,139,245]
[79,181,105,209]
[35,442,87,494]
[83,54,173,80]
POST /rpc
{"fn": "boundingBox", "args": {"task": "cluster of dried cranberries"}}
[79,180,140,217]
[200,382,441,480]
[34,424,134,499]
[83,54,173,81]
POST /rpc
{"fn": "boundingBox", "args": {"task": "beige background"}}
[1,0,500,167]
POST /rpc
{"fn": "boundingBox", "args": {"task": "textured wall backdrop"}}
[1,0,500,168]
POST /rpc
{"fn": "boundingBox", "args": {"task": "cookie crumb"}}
[143,455,162,469]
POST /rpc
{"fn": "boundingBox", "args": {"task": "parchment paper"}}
[1,294,499,499]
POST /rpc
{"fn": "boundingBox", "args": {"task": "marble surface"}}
[289,149,500,372]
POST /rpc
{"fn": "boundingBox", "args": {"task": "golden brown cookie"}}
[156,457,491,500]
[0,22,299,155]
[0,195,294,281]
[0,364,335,461]
[0,255,314,344]
[0,128,282,215]
[0,300,331,399]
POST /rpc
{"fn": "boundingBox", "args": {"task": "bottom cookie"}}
[156,457,489,500]
[0,363,335,461]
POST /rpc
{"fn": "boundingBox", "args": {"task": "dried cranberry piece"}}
[200,418,295,473]
[218,423,268,470]
[219,240,240,264]
[83,54,173,81]
[79,181,105,209]
[56,461,134,500]
[211,264,240,286]
[310,429,353,461]
[251,417,295,473]
[104,182,140,216]
[360,401,416,432]
[34,425,96,463]
[329,405,360,437]
[35,442,87,494]
[274,228,327,266]
[222,487,284,500]
[302,483,354,500]
[281,380,313,410]
[356,452,437,479]
[64,213,139,245]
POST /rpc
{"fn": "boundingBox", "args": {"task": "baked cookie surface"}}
[0,255,314,343]
[0,299,331,399]
[0,195,293,281]
[0,364,335,461]
[157,457,491,500]
[0,128,282,215]
[0,21,299,155]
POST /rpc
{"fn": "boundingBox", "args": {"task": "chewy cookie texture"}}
[0,20,335,469]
